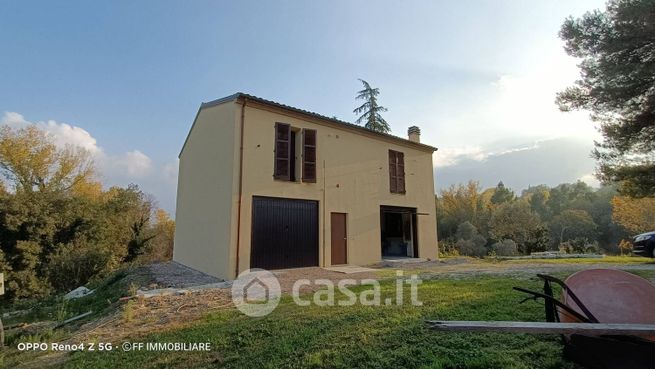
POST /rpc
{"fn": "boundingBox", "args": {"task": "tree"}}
[488,201,541,254]
[524,226,551,254]
[0,123,174,301]
[99,185,155,263]
[353,79,390,133]
[546,182,595,216]
[455,221,487,257]
[437,181,489,239]
[611,195,655,234]
[549,209,598,246]
[557,0,655,197]
[490,239,518,256]
[0,125,96,194]
[528,187,550,220]
[146,209,175,262]
[587,185,629,252]
[490,181,515,204]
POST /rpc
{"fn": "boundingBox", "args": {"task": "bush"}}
[558,238,600,254]
[437,239,459,257]
[455,222,488,257]
[6,241,51,299]
[46,241,112,292]
[491,239,518,256]
[456,239,487,257]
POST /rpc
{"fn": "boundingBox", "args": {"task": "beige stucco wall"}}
[235,102,438,275]
[173,102,239,279]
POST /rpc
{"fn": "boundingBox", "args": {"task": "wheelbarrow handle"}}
[512,286,595,324]
[536,274,599,323]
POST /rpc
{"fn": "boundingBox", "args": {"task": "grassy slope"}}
[1,267,151,368]
[62,276,575,369]
[2,267,150,328]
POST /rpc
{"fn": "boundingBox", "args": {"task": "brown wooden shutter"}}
[274,123,290,180]
[388,150,405,194]
[302,129,317,182]
[397,151,405,193]
[389,150,397,193]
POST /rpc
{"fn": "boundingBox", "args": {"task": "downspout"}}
[235,98,247,278]
[322,159,326,267]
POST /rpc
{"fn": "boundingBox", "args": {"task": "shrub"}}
[6,241,51,299]
[618,239,633,256]
[456,239,487,257]
[491,239,518,256]
[455,222,488,257]
[46,241,112,292]
[437,239,459,256]
[559,238,600,254]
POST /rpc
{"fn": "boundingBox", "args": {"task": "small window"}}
[389,150,405,194]
[302,129,317,182]
[274,123,291,180]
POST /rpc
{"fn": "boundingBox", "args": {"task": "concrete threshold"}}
[322,265,377,274]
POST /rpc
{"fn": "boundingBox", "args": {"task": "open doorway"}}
[380,206,418,258]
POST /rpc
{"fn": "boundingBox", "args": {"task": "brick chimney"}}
[408,126,421,143]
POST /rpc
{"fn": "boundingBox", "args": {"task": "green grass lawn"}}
[60,276,575,369]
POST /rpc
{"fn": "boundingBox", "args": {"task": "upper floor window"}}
[273,123,317,183]
[389,150,405,194]
[302,129,317,182]
[274,123,292,180]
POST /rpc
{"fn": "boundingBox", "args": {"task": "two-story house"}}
[173,93,439,280]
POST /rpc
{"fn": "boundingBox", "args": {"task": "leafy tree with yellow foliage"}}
[611,196,655,234]
[0,125,97,194]
[0,125,170,300]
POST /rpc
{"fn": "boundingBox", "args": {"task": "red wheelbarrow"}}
[427,269,655,369]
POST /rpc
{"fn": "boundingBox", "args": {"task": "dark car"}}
[633,231,655,258]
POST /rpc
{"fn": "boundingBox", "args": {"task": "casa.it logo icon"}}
[231,268,281,317]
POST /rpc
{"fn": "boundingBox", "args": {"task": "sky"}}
[0,0,607,213]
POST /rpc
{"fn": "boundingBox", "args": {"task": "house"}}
[173,93,439,280]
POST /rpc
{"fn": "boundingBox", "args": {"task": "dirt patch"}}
[66,267,379,344]
[273,267,380,294]
[68,288,233,345]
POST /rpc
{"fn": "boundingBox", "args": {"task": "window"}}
[302,129,317,182]
[389,150,405,194]
[274,123,316,182]
[274,123,291,180]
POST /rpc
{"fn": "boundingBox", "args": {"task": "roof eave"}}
[180,92,439,158]
[233,93,438,152]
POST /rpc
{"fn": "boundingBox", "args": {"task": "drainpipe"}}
[235,98,247,278]
[322,159,326,267]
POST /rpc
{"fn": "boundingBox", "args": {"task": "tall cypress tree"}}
[353,79,391,133]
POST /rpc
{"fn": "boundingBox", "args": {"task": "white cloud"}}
[113,150,153,178]
[487,61,597,140]
[1,112,28,126]
[42,120,101,154]
[435,142,542,168]
[421,50,601,156]
[1,112,100,154]
[578,173,600,188]
[434,145,488,167]
[426,50,602,190]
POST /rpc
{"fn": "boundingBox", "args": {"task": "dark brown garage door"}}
[250,196,319,270]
